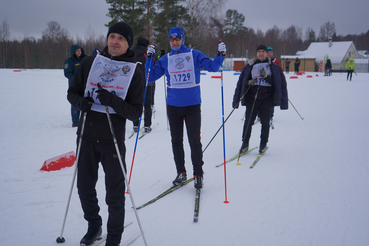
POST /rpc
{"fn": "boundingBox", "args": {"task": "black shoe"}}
[80,226,102,245]
[144,126,152,133]
[259,143,267,154]
[72,124,78,127]
[240,141,248,154]
[194,175,203,189]
[173,172,187,185]
[133,126,138,132]
[105,242,119,246]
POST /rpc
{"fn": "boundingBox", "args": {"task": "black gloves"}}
[80,96,94,112]
[96,88,114,106]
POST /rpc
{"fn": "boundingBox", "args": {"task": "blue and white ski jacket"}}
[146,45,223,107]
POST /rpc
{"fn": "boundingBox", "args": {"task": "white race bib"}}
[167,50,196,88]
[85,54,137,113]
[252,63,273,87]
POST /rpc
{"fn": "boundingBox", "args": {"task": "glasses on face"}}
[169,37,182,42]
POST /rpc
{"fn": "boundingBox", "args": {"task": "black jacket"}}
[67,47,145,143]
[232,57,288,110]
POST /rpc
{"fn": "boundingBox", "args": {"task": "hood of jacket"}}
[70,44,86,59]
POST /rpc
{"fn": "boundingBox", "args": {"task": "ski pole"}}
[236,82,261,165]
[98,84,148,246]
[202,86,251,153]
[163,75,169,130]
[219,44,229,204]
[126,55,154,190]
[56,112,87,244]
[288,99,304,120]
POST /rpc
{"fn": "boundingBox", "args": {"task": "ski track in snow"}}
[0,69,369,246]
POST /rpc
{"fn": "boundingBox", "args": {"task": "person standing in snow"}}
[294,57,300,74]
[145,27,226,189]
[132,37,156,133]
[346,58,355,81]
[285,58,291,74]
[232,45,288,154]
[325,59,332,76]
[67,22,145,246]
[64,44,87,127]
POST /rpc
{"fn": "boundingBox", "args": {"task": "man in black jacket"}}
[232,45,288,154]
[132,37,156,132]
[67,22,145,246]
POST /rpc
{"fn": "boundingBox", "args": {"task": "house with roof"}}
[281,38,361,72]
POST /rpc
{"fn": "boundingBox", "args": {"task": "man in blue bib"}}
[146,27,226,189]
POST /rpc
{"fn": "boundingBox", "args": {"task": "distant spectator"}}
[294,57,300,74]
[325,59,332,76]
[285,58,290,74]
[346,58,355,81]
[64,44,87,127]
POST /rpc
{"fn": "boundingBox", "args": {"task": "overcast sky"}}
[1,0,368,41]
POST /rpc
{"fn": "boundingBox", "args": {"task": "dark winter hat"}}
[107,22,134,48]
[136,37,149,47]
[267,46,273,51]
[256,45,268,52]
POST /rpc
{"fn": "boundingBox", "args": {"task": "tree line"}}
[1,1,368,69]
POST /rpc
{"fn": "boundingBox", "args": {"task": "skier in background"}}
[346,58,355,81]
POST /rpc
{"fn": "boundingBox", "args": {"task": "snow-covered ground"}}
[1,69,369,246]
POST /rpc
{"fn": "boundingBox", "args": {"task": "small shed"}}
[280,56,316,72]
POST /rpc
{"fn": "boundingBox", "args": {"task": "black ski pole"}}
[288,99,304,120]
[56,112,87,244]
[236,82,261,165]
[202,86,251,153]
[97,83,148,246]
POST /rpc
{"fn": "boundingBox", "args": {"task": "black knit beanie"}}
[107,22,134,48]
[136,37,149,47]
[256,45,268,52]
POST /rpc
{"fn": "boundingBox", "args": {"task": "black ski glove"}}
[80,96,94,112]
[96,88,114,106]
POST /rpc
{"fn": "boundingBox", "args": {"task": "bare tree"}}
[318,21,336,41]
[184,0,225,48]
[0,18,11,67]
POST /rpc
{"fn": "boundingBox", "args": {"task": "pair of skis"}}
[215,146,268,168]
[136,177,202,222]
[84,222,141,246]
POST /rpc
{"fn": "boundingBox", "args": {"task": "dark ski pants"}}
[71,106,80,126]
[347,70,353,80]
[242,95,273,146]
[77,139,126,245]
[133,84,155,127]
[167,104,203,176]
